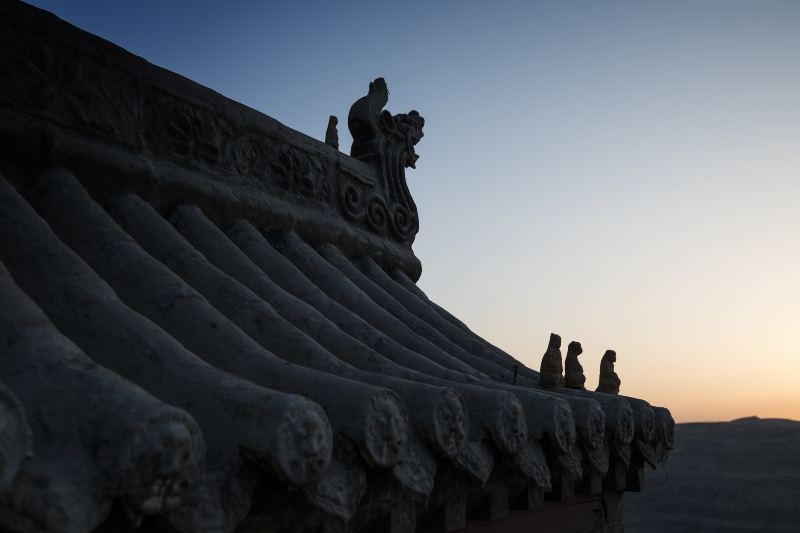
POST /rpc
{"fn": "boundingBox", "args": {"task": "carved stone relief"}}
[345,78,424,245]
[0,13,423,251]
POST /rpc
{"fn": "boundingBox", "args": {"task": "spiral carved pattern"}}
[366,196,388,232]
[389,205,414,242]
[339,183,363,221]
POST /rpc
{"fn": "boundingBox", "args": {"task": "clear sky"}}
[26,0,799,422]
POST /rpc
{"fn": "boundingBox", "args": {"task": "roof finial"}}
[325,115,339,150]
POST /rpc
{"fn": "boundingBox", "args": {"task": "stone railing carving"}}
[141,88,336,208]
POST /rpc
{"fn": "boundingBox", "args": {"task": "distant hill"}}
[625,417,800,532]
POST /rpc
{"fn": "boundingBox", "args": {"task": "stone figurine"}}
[539,333,563,388]
[564,341,586,390]
[596,350,621,394]
[325,115,339,150]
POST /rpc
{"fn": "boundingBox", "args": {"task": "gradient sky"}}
[27,0,799,422]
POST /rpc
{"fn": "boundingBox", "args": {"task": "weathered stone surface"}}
[0,175,332,496]
[302,439,368,522]
[584,442,611,477]
[169,204,468,460]
[102,190,410,469]
[0,2,673,530]
[511,441,552,491]
[0,258,204,532]
[557,389,634,445]
[391,434,438,501]
[453,440,495,486]
[0,382,30,494]
[226,221,529,457]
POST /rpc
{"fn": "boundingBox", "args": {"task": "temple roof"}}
[0,2,673,532]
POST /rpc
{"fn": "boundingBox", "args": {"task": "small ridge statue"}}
[539,333,563,388]
[596,350,621,394]
[564,340,586,390]
[325,115,339,150]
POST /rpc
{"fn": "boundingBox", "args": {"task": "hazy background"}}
[626,417,800,532]
[27,0,800,422]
